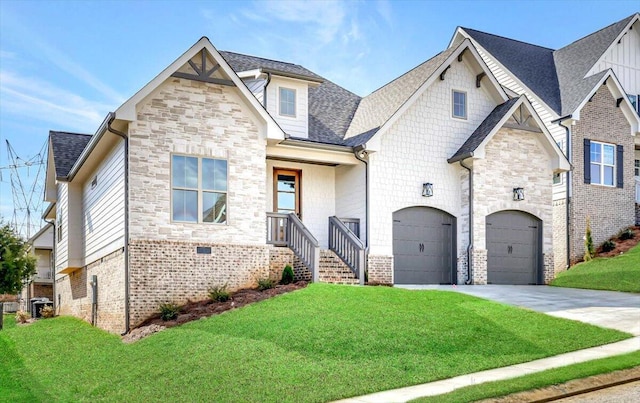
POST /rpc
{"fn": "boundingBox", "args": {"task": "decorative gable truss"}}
[449,95,571,173]
[171,48,235,87]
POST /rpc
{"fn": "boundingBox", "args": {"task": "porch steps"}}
[318,250,359,285]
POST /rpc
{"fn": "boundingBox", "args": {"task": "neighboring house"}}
[44,35,568,334]
[451,13,640,269]
[19,223,55,313]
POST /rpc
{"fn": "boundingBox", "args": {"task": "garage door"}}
[486,211,541,285]
[393,207,456,284]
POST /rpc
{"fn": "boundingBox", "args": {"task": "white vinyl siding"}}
[335,163,367,244]
[55,183,68,271]
[243,78,265,105]
[588,20,640,96]
[83,140,126,264]
[266,77,309,138]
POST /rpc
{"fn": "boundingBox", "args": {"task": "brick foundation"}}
[56,248,126,334]
[128,239,270,327]
[367,255,393,285]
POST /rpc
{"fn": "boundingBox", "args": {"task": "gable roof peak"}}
[558,13,637,51]
[460,27,555,51]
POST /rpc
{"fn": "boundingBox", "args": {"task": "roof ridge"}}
[220,50,303,69]
[461,27,555,51]
[557,13,637,51]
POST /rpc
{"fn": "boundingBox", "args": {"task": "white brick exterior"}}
[127,78,267,245]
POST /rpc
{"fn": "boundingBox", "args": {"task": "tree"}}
[0,221,36,330]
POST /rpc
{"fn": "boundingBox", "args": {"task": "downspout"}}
[460,159,473,284]
[262,72,271,108]
[353,145,370,275]
[45,218,56,314]
[563,124,571,269]
[106,113,130,335]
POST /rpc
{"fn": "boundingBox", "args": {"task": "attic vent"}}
[91,176,98,189]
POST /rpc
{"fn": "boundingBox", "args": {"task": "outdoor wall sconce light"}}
[513,187,525,201]
[422,182,434,197]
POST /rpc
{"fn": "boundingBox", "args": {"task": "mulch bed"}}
[596,226,640,258]
[123,281,307,342]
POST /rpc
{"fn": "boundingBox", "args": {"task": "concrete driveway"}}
[398,285,640,336]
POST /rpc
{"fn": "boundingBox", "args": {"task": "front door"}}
[274,169,301,218]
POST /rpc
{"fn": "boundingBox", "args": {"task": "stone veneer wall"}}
[128,239,269,327]
[552,199,568,273]
[471,127,554,284]
[55,249,125,334]
[127,78,266,245]
[569,85,635,263]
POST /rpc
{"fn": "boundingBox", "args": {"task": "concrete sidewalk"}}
[336,336,640,403]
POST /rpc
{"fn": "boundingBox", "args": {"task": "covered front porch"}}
[264,140,367,284]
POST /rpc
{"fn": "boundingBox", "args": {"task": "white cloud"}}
[0,70,109,132]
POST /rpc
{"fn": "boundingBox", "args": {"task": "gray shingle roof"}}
[49,131,92,178]
[554,14,635,115]
[220,51,361,145]
[461,28,561,114]
[449,97,519,162]
[462,13,637,116]
[345,46,458,138]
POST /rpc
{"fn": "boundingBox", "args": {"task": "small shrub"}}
[15,310,30,323]
[281,265,294,285]
[159,302,180,321]
[584,217,594,262]
[619,228,635,240]
[208,284,230,302]
[257,278,275,291]
[40,305,55,319]
[601,240,616,253]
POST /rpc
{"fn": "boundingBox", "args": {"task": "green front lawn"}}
[414,350,640,402]
[0,284,630,402]
[551,244,640,293]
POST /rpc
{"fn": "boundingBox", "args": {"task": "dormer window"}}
[279,87,296,117]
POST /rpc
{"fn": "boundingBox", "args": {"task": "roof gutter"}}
[260,68,324,84]
[105,113,131,336]
[279,138,355,153]
[550,114,572,124]
[447,152,474,164]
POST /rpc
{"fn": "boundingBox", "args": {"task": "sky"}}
[0,0,638,237]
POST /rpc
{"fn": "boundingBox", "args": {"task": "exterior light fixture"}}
[422,183,434,197]
[513,187,525,201]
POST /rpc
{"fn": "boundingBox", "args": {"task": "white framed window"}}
[553,172,563,185]
[590,141,616,186]
[56,217,63,243]
[635,159,639,177]
[279,87,296,117]
[171,154,227,224]
[452,90,467,119]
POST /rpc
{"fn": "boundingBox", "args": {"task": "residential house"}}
[451,13,640,269]
[44,35,568,333]
[19,223,55,313]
